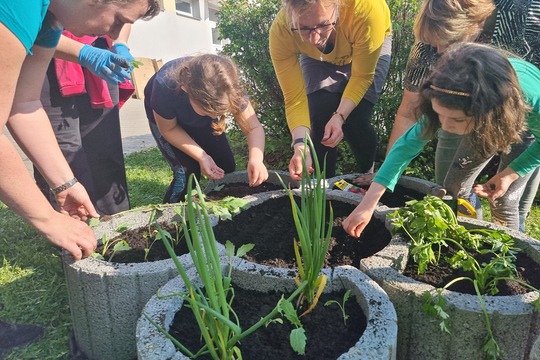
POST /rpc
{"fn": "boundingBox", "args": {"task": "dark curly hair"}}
[418,42,529,158]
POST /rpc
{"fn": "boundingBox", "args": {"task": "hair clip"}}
[430,85,470,97]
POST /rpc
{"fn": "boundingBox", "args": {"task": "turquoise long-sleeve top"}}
[375,57,540,191]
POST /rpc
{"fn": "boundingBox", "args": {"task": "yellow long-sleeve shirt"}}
[269,0,391,132]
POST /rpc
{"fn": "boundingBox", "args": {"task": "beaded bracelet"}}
[50,178,78,195]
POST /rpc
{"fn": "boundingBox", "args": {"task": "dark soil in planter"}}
[169,287,366,360]
[333,178,426,208]
[213,196,391,268]
[95,223,188,264]
[403,247,540,296]
[205,182,284,200]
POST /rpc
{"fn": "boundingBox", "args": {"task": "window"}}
[176,0,200,17]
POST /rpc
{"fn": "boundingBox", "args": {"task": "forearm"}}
[8,102,75,188]
[0,135,57,227]
[54,35,84,63]
[334,98,356,123]
[246,125,265,164]
[113,24,131,46]
[362,182,388,210]
[161,125,206,162]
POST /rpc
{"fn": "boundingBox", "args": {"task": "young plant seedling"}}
[324,289,351,325]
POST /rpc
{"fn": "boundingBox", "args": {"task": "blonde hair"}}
[170,54,248,135]
[281,0,341,28]
[414,0,495,46]
[419,43,529,158]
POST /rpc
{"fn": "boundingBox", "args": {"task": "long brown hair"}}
[171,54,249,135]
[414,0,495,47]
[418,43,529,158]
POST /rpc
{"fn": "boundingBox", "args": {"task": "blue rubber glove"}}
[112,43,134,62]
[78,44,131,85]
[112,43,134,72]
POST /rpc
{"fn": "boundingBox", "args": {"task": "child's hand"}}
[247,161,268,187]
[199,155,224,179]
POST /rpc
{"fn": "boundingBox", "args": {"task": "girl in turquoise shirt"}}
[343,42,540,236]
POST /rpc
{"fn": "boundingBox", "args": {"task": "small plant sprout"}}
[130,59,144,68]
[90,222,132,262]
[279,135,333,317]
[146,174,308,359]
[324,289,351,325]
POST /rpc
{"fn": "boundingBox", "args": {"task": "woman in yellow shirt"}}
[269,0,392,180]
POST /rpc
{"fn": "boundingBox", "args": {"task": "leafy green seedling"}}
[131,59,144,68]
[324,289,351,325]
[91,234,131,262]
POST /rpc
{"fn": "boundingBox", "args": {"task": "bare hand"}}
[38,212,97,260]
[473,179,508,202]
[55,183,100,221]
[289,145,313,181]
[352,172,376,186]
[247,161,268,187]
[199,154,224,179]
[342,204,374,238]
[321,116,344,148]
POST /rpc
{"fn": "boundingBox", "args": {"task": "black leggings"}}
[308,90,377,178]
[148,121,236,203]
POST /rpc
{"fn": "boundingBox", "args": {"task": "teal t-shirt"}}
[375,57,540,191]
[0,0,62,55]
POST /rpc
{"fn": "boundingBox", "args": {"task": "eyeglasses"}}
[291,7,337,36]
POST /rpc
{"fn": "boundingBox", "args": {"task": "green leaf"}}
[112,240,132,252]
[278,299,302,327]
[115,222,131,233]
[88,218,101,228]
[289,328,306,355]
[235,243,254,257]
[225,240,235,258]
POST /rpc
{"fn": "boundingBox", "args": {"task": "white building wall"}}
[129,2,221,64]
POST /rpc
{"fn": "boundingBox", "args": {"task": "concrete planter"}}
[62,204,222,360]
[204,169,300,193]
[360,217,540,360]
[136,259,398,359]
[327,174,445,208]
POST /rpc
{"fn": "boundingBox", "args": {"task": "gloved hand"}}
[112,43,135,73]
[78,44,131,85]
[112,43,134,62]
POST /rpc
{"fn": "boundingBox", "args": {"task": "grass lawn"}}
[0,146,539,359]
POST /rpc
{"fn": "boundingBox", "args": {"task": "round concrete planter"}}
[136,259,398,359]
[62,204,222,360]
[360,217,540,360]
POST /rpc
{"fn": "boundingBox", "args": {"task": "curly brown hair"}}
[414,0,495,47]
[170,54,249,135]
[418,43,529,158]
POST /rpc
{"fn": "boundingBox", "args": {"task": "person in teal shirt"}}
[0,0,159,353]
[343,42,540,237]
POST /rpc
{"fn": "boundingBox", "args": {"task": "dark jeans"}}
[308,90,377,178]
[35,62,130,215]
